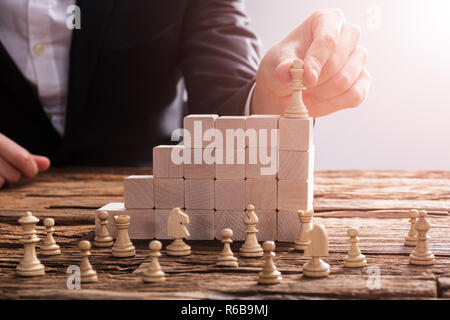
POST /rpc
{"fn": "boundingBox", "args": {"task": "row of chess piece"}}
[14,207,435,286]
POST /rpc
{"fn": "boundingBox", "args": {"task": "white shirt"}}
[0,0,253,137]
[0,0,74,136]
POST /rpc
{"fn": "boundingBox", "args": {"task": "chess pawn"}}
[303,224,330,278]
[404,209,419,246]
[295,210,313,251]
[344,227,367,268]
[166,208,191,256]
[40,218,61,256]
[284,58,309,119]
[94,210,114,247]
[112,215,136,258]
[16,212,45,277]
[258,241,282,285]
[240,205,263,258]
[142,240,166,283]
[409,210,435,265]
[79,240,98,283]
[216,229,239,268]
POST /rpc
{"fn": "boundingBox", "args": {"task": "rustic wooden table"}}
[0,168,449,299]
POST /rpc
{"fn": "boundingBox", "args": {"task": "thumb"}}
[273,57,301,96]
[31,155,51,172]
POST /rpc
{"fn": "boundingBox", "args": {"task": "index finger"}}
[304,9,345,86]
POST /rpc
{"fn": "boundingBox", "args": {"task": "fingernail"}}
[310,68,319,85]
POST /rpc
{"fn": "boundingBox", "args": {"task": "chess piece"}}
[16,212,45,277]
[112,215,136,257]
[40,218,61,256]
[94,210,114,247]
[166,208,191,256]
[295,210,313,251]
[79,240,98,283]
[409,210,435,265]
[240,205,263,258]
[258,241,282,285]
[284,58,309,119]
[404,209,419,246]
[344,227,367,268]
[142,240,166,283]
[303,224,330,278]
[216,229,239,268]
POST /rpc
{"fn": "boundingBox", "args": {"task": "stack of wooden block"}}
[96,114,314,242]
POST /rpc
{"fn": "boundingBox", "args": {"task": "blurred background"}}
[246,0,450,170]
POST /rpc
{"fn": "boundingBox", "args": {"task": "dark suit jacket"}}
[0,0,260,166]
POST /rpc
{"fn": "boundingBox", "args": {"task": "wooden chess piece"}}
[303,224,330,278]
[16,211,45,277]
[40,218,61,256]
[94,210,114,247]
[409,210,435,265]
[258,241,282,285]
[79,240,98,283]
[404,209,419,247]
[284,58,309,119]
[216,229,239,268]
[166,208,191,256]
[142,240,166,283]
[112,215,136,257]
[240,205,263,258]
[344,227,367,268]
[295,210,313,251]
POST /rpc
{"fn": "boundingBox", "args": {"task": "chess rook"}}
[404,209,419,247]
[142,240,166,283]
[294,210,313,251]
[16,212,45,277]
[240,205,263,258]
[303,224,330,278]
[344,227,367,268]
[258,241,282,285]
[216,229,239,268]
[94,211,114,247]
[166,208,191,256]
[79,240,98,283]
[409,210,435,265]
[40,218,61,256]
[112,215,136,258]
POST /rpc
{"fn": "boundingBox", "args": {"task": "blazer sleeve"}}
[178,0,261,115]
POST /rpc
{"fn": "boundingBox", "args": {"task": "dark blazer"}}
[0,0,260,166]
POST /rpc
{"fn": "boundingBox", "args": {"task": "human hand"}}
[252,8,372,118]
[0,133,50,188]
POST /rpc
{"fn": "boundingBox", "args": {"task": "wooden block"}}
[152,146,184,178]
[154,178,184,209]
[279,117,313,151]
[214,211,246,240]
[277,180,313,211]
[245,115,279,148]
[185,210,215,240]
[183,148,215,179]
[246,179,277,210]
[124,175,154,209]
[278,147,315,181]
[277,210,301,242]
[155,209,214,240]
[154,209,171,239]
[254,210,277,241]
[185,179,214,209]
[183,114,218,149]
[215,149,246,180]
[96,203,155,239]
[214,116,247,149]
[215,180,246,210]
[246,147,278,179]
